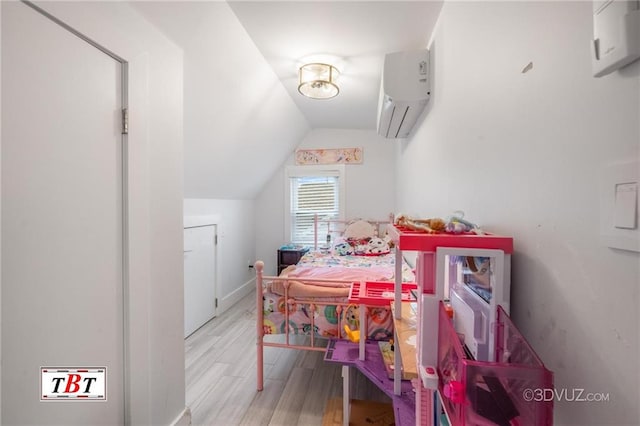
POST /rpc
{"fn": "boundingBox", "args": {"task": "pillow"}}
[333,236,390,256]
[348,238,371,255]
[332,237,368,256]
[367,237,390,255]
[343,220,376,240]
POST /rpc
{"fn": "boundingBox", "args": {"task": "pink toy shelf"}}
[388,223,554,425]
[389,226,514,254]
[348,281,417,306]
[438,301,554,425]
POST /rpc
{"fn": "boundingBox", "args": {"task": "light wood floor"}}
[185,291,390,426]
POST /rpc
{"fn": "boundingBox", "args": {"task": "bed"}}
[255,216,415,391]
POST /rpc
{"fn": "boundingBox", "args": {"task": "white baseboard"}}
[170,406,191,426]
[218,277,255,315]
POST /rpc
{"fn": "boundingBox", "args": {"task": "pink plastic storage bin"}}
[437,302,554,425]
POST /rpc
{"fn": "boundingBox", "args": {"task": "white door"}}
[184,225,217,337]
[2,2,125,424]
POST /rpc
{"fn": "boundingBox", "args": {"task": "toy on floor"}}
[344,324,360,343]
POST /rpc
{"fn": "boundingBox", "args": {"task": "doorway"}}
[1,1,127,423]
[184,223,218,338]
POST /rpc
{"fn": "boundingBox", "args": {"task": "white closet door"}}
[184,225,217,337]
[2,2,124,424]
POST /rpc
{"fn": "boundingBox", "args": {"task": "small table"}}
[277,248,307,274]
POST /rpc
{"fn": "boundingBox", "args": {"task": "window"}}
[285,165,345,245]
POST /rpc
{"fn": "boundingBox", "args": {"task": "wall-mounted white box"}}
[600,160,640,251]
[592,0,640,77]
[614,182,637,229]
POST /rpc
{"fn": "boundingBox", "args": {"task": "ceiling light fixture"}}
[298,63,340,100]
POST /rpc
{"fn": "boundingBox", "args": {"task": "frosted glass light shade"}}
[298,63,339,99]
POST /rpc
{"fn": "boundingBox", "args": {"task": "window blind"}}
[290,175,340,245]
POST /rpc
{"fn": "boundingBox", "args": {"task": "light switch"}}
[614,182,637,229]
[601,160,640,252]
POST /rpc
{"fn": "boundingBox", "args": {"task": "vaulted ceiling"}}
[132,1,443,199]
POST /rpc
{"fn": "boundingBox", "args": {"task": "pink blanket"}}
[268,251,414,298]
[288,265,394,285]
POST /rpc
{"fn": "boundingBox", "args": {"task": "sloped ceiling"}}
[132,1,309,200]
[132,1,443,199]
[228,1,443,129]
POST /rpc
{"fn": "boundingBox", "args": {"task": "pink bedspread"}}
[287,265,394,284]
[269,251,415,297]
[296,251,415,282]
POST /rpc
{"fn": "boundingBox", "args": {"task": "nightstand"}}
[277,248,307,274]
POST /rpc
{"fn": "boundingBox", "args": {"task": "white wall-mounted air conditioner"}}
[591,0,640,77]
[377,49,430,139]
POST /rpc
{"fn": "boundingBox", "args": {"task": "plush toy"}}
[353,241,370,255]
[424,218,447,231]
[343,219,376,240]
[396,213,486,235]
[334,242,354,256]
[343,304,361,342]
[395,214,446,234]
[344,324,360,343]
[344,304,360,328]
[446,211,484,234]
[367,237,390,254]
[445,220,470,234]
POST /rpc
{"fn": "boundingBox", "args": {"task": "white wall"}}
[184,199,256,313]
[1,2,186,425]
[398,2,639,425]
[131,2,310,200]
[255,128,396,274]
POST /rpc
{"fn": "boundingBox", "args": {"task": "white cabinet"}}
[184,223,217,337]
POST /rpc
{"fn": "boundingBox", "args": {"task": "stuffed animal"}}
[343,304,361,342]
[344,325,360,343]
[334,242,354,256]
[367,237,390,254]
[445,220,470,234]
[445,211,484,234]
[343,305,360,328]
[353,241,370,255]
[395,214,446,234]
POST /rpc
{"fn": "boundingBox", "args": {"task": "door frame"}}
[19,1,131,423]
